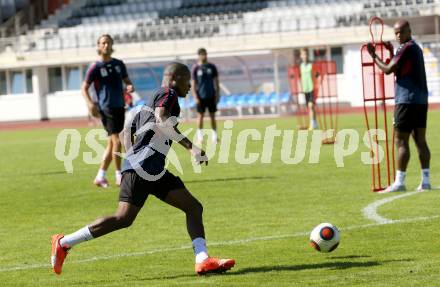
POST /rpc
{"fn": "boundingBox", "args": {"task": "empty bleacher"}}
[22,0,437,52]
[1,0,439,121]
[177,91,293,117]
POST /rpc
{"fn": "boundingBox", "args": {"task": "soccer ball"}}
[310,223,340,253]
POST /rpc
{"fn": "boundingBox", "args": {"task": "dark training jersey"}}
[393,40,428,105]
[85,58,128,109]
[122,87,181,176]
[192,63,218,99]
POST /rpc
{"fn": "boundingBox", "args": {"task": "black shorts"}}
[394,104,428,133]
[99,107,125,135]
[119,170,185,208]
[197,98,217,113]
[304,92,315,105]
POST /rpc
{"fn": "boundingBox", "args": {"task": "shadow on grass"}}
[229,261,379,275]
[2,169,92,178]
[185,175,276,184]
[327,255,371,260]
[135,259,411,281]
[9,172,276,182]
[225,259,412,276]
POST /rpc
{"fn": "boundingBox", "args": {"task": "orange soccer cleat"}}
[51,234,69,275]
[195,257,235,275]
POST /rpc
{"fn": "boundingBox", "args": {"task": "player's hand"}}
[383,41,394,55]
[383,41,393,51]
[88,103,100,118]
[126,84,134,93]
[191,146,208,166]
[367,43,376,58]
[195,97,201,105]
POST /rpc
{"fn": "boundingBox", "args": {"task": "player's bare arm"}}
[155,106,208,165]
[191,79,200,104]
[121,123,134,150]
[123,77,135,93]
[297,77,303,92]
[81,81,99,117]
[214,76,220,103]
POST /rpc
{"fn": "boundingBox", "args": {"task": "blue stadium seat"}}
[225,94,238,106]
[134,99,146,107]
[235,93,248,106]
[26,0,435,50]
[245,93,258,106]
[187,96,196,108]
[178,97,186,109]
[217,95,228,108]
[280,92,291,103]
[255,92,269,105]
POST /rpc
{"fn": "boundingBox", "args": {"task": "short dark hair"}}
[197,48,207,55]
[97,34,114,45]
[163,62,190,78]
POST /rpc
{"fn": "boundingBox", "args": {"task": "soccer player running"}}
[299,48,318,130]
[51,62,235,275]
[82,34,135,188]
[367,20,431,192]
[192,48,220,144]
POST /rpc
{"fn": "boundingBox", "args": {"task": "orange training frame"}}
[313,60,339,144]
[287,64,308,130]
[361,16,396,192]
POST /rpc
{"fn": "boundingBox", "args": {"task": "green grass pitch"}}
[0,111,439,286]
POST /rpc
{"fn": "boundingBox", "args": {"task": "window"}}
[0,71,6,95]
[331,47,343,74]
[82,65,89,81]
[11,71,25,94]
[26,69,33,93]
[66,66,80,90]
[48,67,62,92]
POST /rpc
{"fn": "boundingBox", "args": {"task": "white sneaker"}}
[417,183,431,191]
[378,184,406,194]
[308,121,319,130]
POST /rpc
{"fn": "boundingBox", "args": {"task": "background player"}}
[82,34,135,188]
[51,62,235,276]
[367,19,431,192]
[299,48,318,130]
[192,48,220,144]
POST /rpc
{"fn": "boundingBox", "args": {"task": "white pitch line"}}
[0,215,438,273]
[362,190,428,224]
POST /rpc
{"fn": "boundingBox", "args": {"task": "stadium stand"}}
[1,1,438,51]
[10,0,437,52]
[0,0,63,37]
[0,0,439,121]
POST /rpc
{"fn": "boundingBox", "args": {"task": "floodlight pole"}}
[436,16,439,54]
[273,51,281,115]
[436,16,440,101]
[235,56,256,92]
